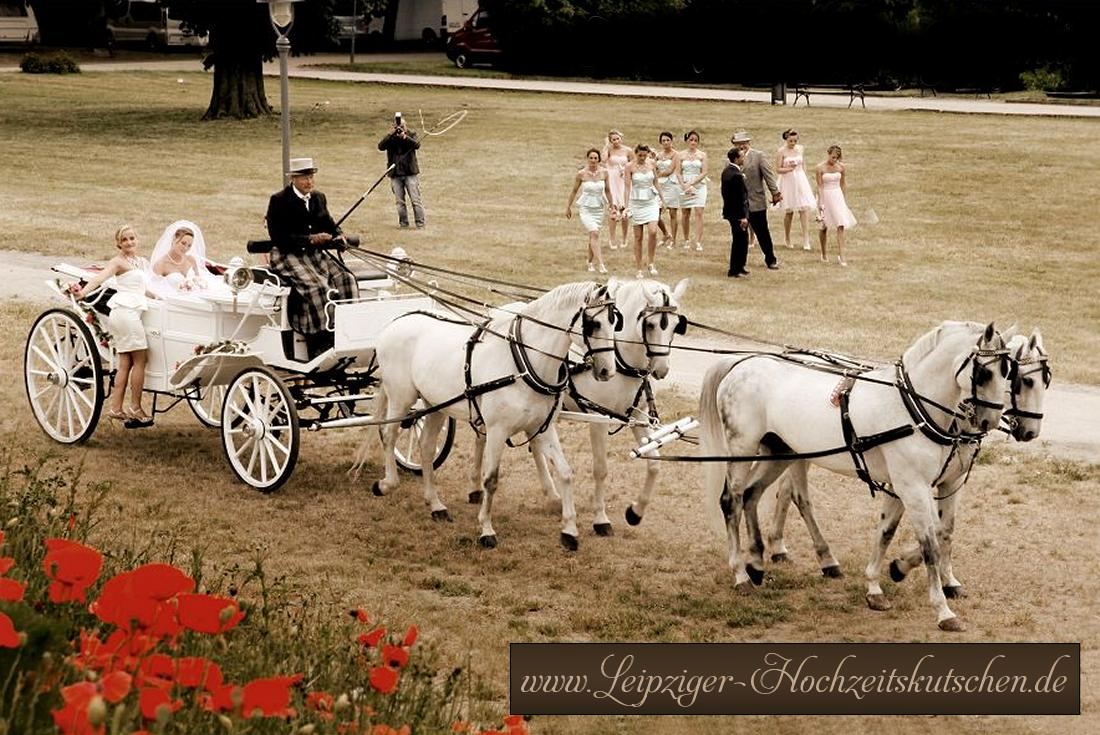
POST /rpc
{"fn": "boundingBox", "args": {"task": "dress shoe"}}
[739,268,751,275]
[766,262,780,270]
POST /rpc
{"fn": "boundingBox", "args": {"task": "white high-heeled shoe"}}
[648,263,658,276]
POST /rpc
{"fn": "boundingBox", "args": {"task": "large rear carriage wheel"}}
[24,309,105,444]
[394,412,456,475]
[220,366,299,493]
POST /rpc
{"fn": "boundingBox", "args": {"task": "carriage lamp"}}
[225,257,254,293]
[388,246,413,278]
[259,0,304,185]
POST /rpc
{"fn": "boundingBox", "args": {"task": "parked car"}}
[0,1,39,45]
[106,0,207,50]
[445,7,500,68]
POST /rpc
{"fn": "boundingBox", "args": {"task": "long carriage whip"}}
[335,163,396,228]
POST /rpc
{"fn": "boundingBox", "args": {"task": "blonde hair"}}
[114,224,136,245]
[607,129,623,143]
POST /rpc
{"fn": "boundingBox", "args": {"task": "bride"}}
[149,220,209,294]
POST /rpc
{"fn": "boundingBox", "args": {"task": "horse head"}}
[607,277,690,380]
[954,322,1012,433]
[1005,328,1050,442]
[578,281,620,382]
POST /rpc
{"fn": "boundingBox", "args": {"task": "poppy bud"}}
[5,518,18,529]
[298,726,317,735]
[334,693,350,712]
[87,695,107,726]
[218,714,234,730]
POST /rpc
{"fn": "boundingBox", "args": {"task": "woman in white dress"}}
[602,129,635,252]
[624,143,665,278]
[70,225,159,425]
[565,148,612,273]
[675,130,708,251]
[149,220,209,295]
[815,144,857,266]
[775,129,818,250]
[654,131,681,249]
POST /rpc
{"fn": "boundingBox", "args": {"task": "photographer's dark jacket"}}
[378,130,421,177]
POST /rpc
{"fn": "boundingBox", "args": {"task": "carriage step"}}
[308,393,375,406]
[307,414,381,431]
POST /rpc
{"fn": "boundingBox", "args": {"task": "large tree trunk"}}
[204,49,271,120]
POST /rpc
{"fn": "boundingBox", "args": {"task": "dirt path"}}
[8,250,1097,463]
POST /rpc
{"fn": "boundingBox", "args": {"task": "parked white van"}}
[0,1,40,45]
[107,0,207,49]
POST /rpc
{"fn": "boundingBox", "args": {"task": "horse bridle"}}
[1004,349,1051,423]
[616,291,688,376]
[577,287,622,363]
[952,341,1011,420]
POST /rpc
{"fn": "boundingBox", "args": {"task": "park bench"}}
[792,83,866,109]
[1045,90,1100,100]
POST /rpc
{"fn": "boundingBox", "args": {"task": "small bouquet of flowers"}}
[815,207,826,231]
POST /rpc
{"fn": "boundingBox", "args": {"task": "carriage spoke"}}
[246,437,260,476]
[263,440,281,474]
[267,435,290,458]
[32,345,59,373]
[259,439,269,483]
[68,387,89,427]
[63,390,74,438]
[69,376,96,387]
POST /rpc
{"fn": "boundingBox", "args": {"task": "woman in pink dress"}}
[602,129,634,251]
[815,144,857,266]
[775,129,817,250]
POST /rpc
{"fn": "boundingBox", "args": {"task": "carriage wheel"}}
[189,383,227,428]
[24,309,105,444]
[220,366,299,493]
[394,414,456,475]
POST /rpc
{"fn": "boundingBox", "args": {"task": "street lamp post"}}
[259,0,304,187]
[350,0,358,66]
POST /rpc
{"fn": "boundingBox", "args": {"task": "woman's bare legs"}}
[836,226,847,265]
[680,208,692,249]
[646,221,658,273]
[798,210,812,249]
[819,227,829,262]
[112,352,132,415]
[783,211,794,248]
[128,350,148,413]
[691,207,705,251]
[633,224,645,274]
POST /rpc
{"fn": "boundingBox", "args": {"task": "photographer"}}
[377,112,426,229]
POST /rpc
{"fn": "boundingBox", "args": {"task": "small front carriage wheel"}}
[220,366,299,492]
[24,309,106,444]
[394,412,456,475]
[189,383,227,428]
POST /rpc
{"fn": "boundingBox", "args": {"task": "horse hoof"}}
[477,534,497,549]
[431,509,452,523]
[746,565,765,586]
[866,593,892,611]
[938,616,966,632]
[821,565,843,579]
[593,523,613,537]
[734,581,754,596]
[468,490,482,504]
[889,559,907,583]
[560,533,579,552]
[943,585,966,599]
[771,553,790,563]
[371,480,385,497]
[624,506,642,526]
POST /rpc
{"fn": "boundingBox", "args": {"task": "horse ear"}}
[606,276,622,297]
[983,322,995,342]
[672,277,691,303]
[1001,322,1019,340]
[1031,328,1043,353]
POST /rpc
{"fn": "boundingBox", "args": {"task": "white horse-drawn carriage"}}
[24,242,456,492]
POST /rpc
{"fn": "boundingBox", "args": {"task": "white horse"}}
[529,277,689,534]
[766,330,1049,600]
[365,281,620,550]
[698,321,1010,631]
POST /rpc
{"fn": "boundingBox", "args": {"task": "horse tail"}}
[348,377,388,481]
[699,356,747,537]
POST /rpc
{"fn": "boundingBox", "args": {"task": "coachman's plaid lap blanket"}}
[266,186,358,335]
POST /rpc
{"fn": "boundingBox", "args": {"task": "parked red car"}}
[445,7,500,68]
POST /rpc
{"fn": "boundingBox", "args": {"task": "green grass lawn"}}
[1,70,1098,382]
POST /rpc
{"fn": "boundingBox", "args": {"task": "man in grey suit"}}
[731,130,782,270]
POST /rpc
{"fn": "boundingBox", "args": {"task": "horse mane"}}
[521,281,600,321]
[902,321,984,364]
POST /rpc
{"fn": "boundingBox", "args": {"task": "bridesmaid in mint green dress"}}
[565,148,611,273]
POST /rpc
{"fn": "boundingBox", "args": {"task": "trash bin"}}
[771,82,787,105]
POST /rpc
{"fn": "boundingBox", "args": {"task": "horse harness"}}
[1004,348,1051,425]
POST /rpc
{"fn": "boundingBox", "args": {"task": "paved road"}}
[7,250,1097,463]
[4,53,1099,118]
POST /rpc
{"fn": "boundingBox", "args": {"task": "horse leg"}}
[898,482,963,631]
[623,424,658,528]
[476,427,509,548]
[864,494,904,612]
[372,387,415,497]
[531,427,580,551]
[468,432,486,505]
[889,481,965,598]
[741,459,792,586]
[589,423,613,536]
[718,464,752,594]
[786,462,842,577]
[767,468,795,563]
[531,446,561,507]
[417,412,451,522]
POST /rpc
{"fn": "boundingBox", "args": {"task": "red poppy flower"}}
[138,687,182,720]
[0,557,14,575]
[199,683,242,713]
[358,627,386,648]
[402,625,419,648]
[176,657,224,691]
[0,612,20,648]
[43,539,104,604]
[0,578,25,603]
[176,593,244,635]
[240,674,303,718]
[305,690,335,720]
[382,644,409,670]
[100,671,133,703]
[51,681,103,735]
[91,564,193,631]
[349,608,370,623]
[503,715,529,735]
[368,665,399,695]
[136,654,175,690]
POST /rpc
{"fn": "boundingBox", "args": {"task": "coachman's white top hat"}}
[288,157,318,175]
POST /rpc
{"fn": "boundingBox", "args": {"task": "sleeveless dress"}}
[106,264,150,352]
[819,171,857,229]
[778,149,817,211]
[628,169,660,225]
[575,179,607,233]
[605,150,630,209]
[679,157,707,208]
[655,155,681,209]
